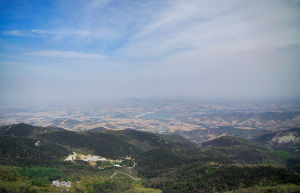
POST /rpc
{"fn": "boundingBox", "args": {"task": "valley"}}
[1,99,300,134]
[1,99,300,145]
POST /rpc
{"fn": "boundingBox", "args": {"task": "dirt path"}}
[120,172,141,180]
[109,171,141,180]
[109,172,118,179]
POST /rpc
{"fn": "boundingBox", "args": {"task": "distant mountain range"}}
[172,126,271,142]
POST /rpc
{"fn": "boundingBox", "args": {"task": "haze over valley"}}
[1,98,300,142]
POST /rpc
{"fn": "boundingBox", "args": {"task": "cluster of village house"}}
[52,180,71,187]
[64,152,131,167]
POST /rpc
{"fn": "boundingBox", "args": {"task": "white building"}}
[64,152,76,162]
[52,180,71,187]
[34,141,41,147]
[83,155,102,162]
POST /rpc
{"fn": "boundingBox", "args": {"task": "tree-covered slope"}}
[0,123,63,138]
[0,123,195,159]
[39,130,142,158]
[1,123,300,193]
[145,164,300,193]
[0,136,70,167]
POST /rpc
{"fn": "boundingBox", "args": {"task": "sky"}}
[0,0,300,105]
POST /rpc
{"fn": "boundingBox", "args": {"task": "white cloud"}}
[135,0,234,38]
[30,27,122,41]
[85,0,111,11]
[24,50,105,59]
[31,29,90,37]
[120,0,300,60]
[2,30,25,36]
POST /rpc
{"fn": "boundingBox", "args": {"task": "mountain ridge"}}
[1,123,300,193]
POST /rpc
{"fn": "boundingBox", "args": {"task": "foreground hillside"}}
[0,123,300,193]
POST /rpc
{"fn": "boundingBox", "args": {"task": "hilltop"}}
[0,123,63,138]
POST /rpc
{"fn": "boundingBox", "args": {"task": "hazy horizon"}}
[1,0,300,105]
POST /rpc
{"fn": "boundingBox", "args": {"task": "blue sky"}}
[0,0,300,104]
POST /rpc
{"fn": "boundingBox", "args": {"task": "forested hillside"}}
[0,123,299,192]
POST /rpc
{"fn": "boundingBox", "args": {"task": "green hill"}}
[1,123,300,193]
[0,123,195,160]
[0,136,70,167]
[198,136,290,165]
[0,123,63,138]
